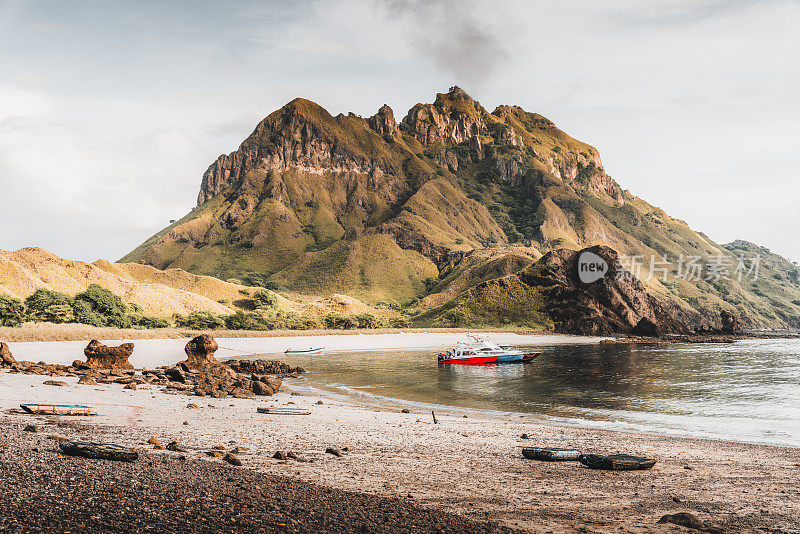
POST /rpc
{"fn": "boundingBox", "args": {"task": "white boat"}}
[437,334,540,364]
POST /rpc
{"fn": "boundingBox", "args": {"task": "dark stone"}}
[325,448,343,457]
[23,425,37,432]
[658,512,724,533]
[632,317,661,338]
[182,334,219,369]
[226,359,305,376]
[83,340,134,370]
[223,453,242,466]
[720,310,742,334]
[273,451,288,460]
[0,341,15,367]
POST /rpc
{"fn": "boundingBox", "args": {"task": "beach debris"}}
[658,512,724,534]
[223,453,242,466]
[59,441,138,462]
[182,334,219,369]
[77,375,98,385]
[43,380,69,387]
[257,407,311,415]
[147,436,161,446]
[23,425,37,433]
[186,403,199,409]
[166,441,186,452]
[431,411,439,424]
[401,408,410,414]
[20,404,96,416]
[579,454,656,470]
[325,447,343,457]
[522,448,582,461]
[83,339,135,370]
[0,341,16,367]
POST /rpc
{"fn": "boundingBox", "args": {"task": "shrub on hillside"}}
[41,304,75,324]
[253,290,278,309]
[175,310,225,330]
[0,295,26,327]
[323,313,357,330]
[224,311,272,331]
[75,284,131,328]
[354,313,379,329]
[442,309,467,327]
[389,317,411,328]
[25,288,73,320]
[72,299,105,327]
[129,315,171,329]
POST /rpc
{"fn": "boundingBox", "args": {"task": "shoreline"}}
[1,370,798,532]
[2,322,797,344]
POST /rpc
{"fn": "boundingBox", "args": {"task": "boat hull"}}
[438,355,499,364]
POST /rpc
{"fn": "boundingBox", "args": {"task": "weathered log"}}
[59,441,138,462]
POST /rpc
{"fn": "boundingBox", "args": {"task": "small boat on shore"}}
[257,406,312,415]
[437,334,540,365]
[20,404,97,416]
[284,347,325,354]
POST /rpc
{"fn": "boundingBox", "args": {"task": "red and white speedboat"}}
[437,334,540,365]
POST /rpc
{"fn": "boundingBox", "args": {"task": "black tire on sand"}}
[522,448,582,461]
[579,453,656,470]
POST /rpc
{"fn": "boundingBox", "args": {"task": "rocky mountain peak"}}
[367,104,399,138]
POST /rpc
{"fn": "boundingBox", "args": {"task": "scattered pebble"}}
[187,403,199,409]
[326,448,343,457]
[43,380,68,387]
[223,453,242,466]
[147,437,161,446]
[23,425,37,433]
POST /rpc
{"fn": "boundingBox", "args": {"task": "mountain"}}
[122,87,800,331]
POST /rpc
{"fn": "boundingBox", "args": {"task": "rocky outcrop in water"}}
[83,340,134,370]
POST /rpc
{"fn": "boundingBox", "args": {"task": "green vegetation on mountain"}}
[121,87,800,330]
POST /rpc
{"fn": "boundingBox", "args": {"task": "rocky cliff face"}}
[520,246,695,335]
[123,87,800,330]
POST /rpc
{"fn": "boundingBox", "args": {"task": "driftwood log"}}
[59,441,139,462]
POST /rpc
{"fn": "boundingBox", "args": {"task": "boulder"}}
[83,340,134,370]
[0,342,16,367]
[182,334,219,369]
[226,359,304,375]
[720,310,742,334]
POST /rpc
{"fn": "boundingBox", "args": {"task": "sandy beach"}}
[2,356,799,533]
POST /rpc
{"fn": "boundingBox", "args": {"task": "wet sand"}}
[2,371,798,533]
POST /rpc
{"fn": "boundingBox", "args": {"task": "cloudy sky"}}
[1,0,798,262]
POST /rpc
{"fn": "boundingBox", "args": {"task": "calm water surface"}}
[272,339,800,447]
